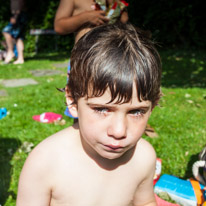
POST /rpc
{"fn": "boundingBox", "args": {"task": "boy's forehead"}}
[85,87,152,107]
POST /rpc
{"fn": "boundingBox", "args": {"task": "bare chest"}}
[50,163,138,206]
[73,0,94,15]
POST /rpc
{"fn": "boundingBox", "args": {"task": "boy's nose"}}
[107,114,127,139]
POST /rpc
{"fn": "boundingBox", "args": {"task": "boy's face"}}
[70,86,152,160]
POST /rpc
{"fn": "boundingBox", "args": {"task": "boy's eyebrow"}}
[86,103,151,110]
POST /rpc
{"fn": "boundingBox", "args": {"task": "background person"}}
[2,0,27,64]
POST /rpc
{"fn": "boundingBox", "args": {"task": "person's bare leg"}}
[13,38,24,64]
[2,32,15,63]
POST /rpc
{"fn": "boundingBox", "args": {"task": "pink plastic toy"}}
[32,112,62,123]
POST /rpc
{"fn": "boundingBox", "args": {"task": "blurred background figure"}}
[54,0,128,43]
[2,0,27,64]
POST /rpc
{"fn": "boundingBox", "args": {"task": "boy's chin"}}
[97,150,126,161]
[102,153,123,160]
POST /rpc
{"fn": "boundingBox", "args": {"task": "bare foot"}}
[13,59,24,64]
[4,51,15,64]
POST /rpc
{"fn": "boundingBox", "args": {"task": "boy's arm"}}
[54,0,108,35]
[133,145,157,206]
[133,178,157,206]
[16,145,52,206]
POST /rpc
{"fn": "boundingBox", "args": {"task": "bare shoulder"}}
[22,125,79,172]
[133,138,156,172]
[55,0,75,19]
[130,139,157,205]
[17,125,79,205]
[136,138,156,157]
[36,125,77,150]
[38,125,78,147]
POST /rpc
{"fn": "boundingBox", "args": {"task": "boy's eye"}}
[129,109,146,117]
[93,107,109,114]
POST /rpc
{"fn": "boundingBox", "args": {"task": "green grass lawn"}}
[0,49,206,205]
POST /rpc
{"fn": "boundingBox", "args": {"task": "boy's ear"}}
[65,87,78,118]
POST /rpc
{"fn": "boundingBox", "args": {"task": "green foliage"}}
[128,0,206,48]
[42,1,59,29]
[23,35,36,53]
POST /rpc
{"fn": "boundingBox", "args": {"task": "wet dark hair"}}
[67,22,161,106]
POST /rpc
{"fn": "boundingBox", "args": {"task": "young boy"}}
[17,23,161,206]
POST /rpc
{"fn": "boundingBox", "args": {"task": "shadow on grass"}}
[159,49,206,88]
[25,52,70,62]
[0,137,21,205]
[25,49,206,88]
[183,153,199,179]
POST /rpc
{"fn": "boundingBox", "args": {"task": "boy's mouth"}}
[103,144,123,151]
